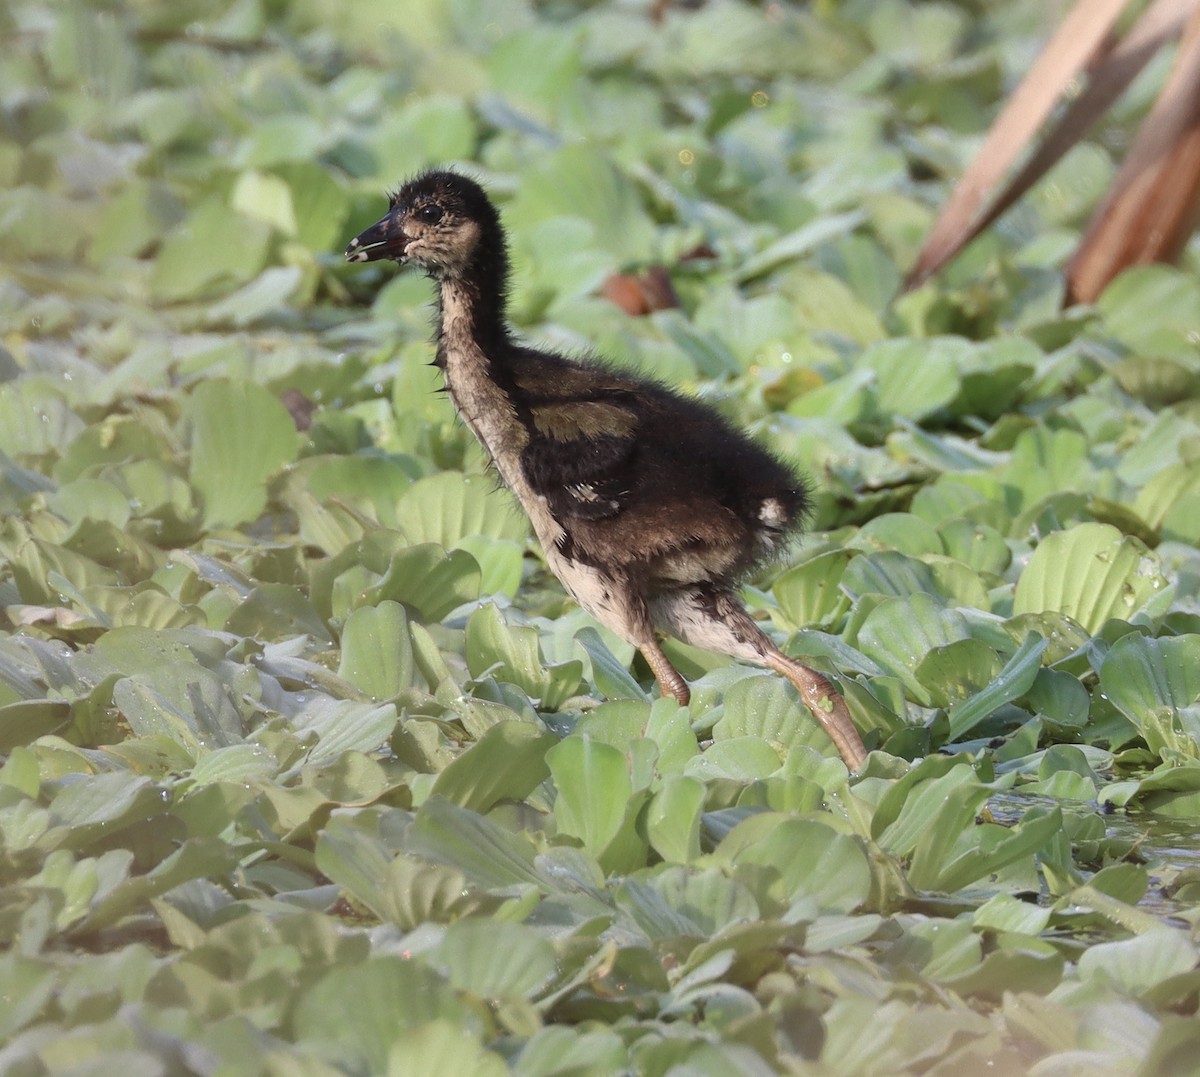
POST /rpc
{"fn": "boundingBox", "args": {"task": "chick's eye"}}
[414,204,443,224]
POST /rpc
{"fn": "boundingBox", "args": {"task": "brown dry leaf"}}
[1066,6,1200,302]
[903,0,1130,291]
[601,266,681,316]
[8,605,92,628]
[932,0,1194,292]
[280,387,317,431]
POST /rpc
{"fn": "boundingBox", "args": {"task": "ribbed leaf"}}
[1099,633,1200,760]
[1013,523,1167,633]
[188,380,299,530]
[337,601,414,700]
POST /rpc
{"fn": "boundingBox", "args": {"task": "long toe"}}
[764,650,867,771]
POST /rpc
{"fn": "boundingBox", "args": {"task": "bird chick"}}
[346,170,867,770]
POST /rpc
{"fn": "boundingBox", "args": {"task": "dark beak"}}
[345,209,409,263]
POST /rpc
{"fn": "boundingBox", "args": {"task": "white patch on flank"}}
[758,497,786,527]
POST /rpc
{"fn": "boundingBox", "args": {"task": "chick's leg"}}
[617,592,691,705]
[640,637,691,706]
[563,564,691,705]
[649,586,867,771]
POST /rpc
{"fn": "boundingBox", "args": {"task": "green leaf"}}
[312,536,481,624]
[1096,265,1200,360]
[915,639,1003,711]
[292,699,398,767]
[396,471,529,549]
[874,760,980,855]
[945,633,1047,739]
[951,351,1038,423]
[507,144,655,265]
[315,811,485,928]
[513,1027,628,1077]
[45,771,157,839]
[293,957,476,1075]
[714,673,837,758]
[723,815,871,913]
[938,518,1011,574]
[773,550,855,628]
[0,382,84,458]
[387,1021,508,1077]
[646,776,704,863]
[1099,634,1200,761]
[928,807,1063,893]
[370,544,481,622]
[842,550,942,601]
[617,867,759,941]
[112,665,247,756]
[337,601,414,700]
[78,837,242,934]
[861,338,962,420]
[0,952,58,1039]
[454,534,525,598]
[852,513,944,557]
[276,161,350,251]
[230,170,297,236]
[288,456,414,532]
[438,918,557,999]
[407,798,543,892]
[643,697,700,775]
[90,177,181,262]
[188,743,277,786]
[685,738,783,781]
[575,626,647,701]
[1077,929,1199,998]
[225,583,333,643]
[1025,667,1090,729]
[365,94,478,182]
[152,198,272,301]
[188,379,299,530]
[1012,523,1167,634]
[48,478,133,529]
[431,721,555,813]
[854,592,971,704]
[547,736,634,861]
[904,779,1000,891]
[0,700,71,751]
[206,266,303,327]
[465,603,582,710]
[972,892,1052,936]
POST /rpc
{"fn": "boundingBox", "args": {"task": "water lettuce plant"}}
[1,0,1199,1072]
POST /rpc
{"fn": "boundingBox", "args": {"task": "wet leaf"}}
[337,601,414,700]
[1012,523,1167,634]
[1099,634,1200,761]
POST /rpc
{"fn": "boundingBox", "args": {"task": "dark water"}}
[1105,811,1200,918]
[986,790,1200,920]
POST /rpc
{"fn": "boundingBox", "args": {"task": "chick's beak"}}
[345,210,409,263]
